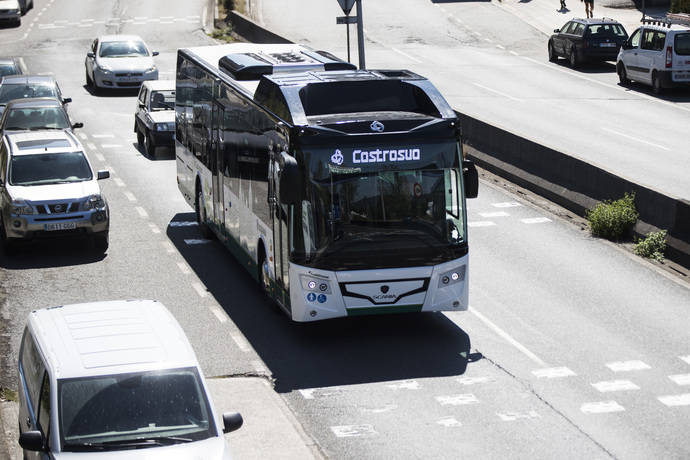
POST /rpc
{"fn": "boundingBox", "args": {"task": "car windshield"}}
[586,24,627,38]
[676,33,690,56]
[59,368,216,451]
[0,64,19,77]
[99,40,149,58]
[149,90,175,111]
[2,106,70,130]
[0,84,57,104]
[10,151,92,185]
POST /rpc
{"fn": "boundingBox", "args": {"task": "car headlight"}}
[145,66,157,73]
[82,194,106,211]
[97,64,112,73]
[10,200,33,215]
[156,122,174,131]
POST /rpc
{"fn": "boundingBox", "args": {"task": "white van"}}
[616,16,690,93]
[17,300,243,459]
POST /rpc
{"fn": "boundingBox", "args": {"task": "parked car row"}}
[548,15,690,94]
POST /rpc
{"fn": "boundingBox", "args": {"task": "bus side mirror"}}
[463,160,478,199]
[278,152,300,205]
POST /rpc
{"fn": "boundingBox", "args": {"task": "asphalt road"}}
[1,1,689,459]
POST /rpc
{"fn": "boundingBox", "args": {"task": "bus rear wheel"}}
[195,186,213,239]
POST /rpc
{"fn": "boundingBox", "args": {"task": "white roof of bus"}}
[181,43,316,96]
[28,300,199,380]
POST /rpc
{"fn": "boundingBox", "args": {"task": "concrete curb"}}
[0,401,20,460]
[227,10,292,44]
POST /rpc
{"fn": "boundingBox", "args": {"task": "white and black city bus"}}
[175,43,479,322]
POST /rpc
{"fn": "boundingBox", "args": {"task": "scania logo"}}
[331,149,344,165]
[380,285,390,294]
[370,121,385,132]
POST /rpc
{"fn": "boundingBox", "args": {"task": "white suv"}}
[617,18,690,93]
[17,299,243,458]
[0,130,110,253]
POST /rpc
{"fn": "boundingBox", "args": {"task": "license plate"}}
[118,77,141,82]
[600,43,616,48]
[673,71,690,81]
[44,222,77,231]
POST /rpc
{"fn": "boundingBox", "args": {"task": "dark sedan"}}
[548,18,628,68]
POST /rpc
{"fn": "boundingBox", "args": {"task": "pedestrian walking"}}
[559,0,567,11]
[582,0,594,18]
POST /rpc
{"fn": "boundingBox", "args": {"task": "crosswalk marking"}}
[492,202,522,208]
[331,425,377,438]
[581,401,625,414]
[521,217,552,224]
[668,374,690,386]
[532,367,576,379]
[468,221,496,227]
[657,394,690,407]
[479,211,509,218]
[591,380,640,392]
[386,380,420,390]
[606,361,651,372]
[497,410,540,421]
[456,376,493,385]
[436,394,479,406]
[437,417,462,427]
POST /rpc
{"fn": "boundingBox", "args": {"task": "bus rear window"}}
[675,33,690,56]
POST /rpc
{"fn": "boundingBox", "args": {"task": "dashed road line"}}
[657,393,690,407]
[601,127,670,152]
[87,142,97,150]
[331,425,377,438]
[123,191,137,202]
[95,153,105,162]
[101,144,122,149]
[581,401,625,414]
[386,380,420,390]
[479,211,509,218]
[532,367,576,379]
[591,380,640,393]
[669,374,690,386]
[473,82,523,102]
[135,206,149,218]
[148,223,161,234]
[436,394,479,406]
[456,376,493,385]
[510,50,519,56]
[176,262,191,275]
[391,47,422,63]
[162,241,175,253]
[521,217,552,224]
[680,355,690,365]
[437,417,462,427]
[78,132,87,140]
[92,134,114,138]
[230,331,251,351]
[361,404,397,414]
[606,361,651,372]
[251,360,267,373]
[468,221,496,228]
[497,410,541,421]
[492,202,522,208]
[113,178,126,187]
[192,282,208,298]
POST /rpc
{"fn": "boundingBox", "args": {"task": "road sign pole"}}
[346,15,351,63]
[356,0,365,69]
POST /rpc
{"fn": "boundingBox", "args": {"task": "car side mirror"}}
[18,431,45,452]
[87,52,95,58]
[462,160,479,199]
[72,122,84,129]
[152,51,160,57]
[222,412,243,434]
[97,170,110,180]
[622,41,632,50]
[63,97,72,104]
[554,29,560,33]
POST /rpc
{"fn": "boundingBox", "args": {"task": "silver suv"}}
[0,130,110,254]
[617,16,690,93]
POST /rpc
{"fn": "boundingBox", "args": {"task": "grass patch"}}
[210,25,235,43]
[634,230,667,261]
[0,387,18,402]
[586,192,638,240]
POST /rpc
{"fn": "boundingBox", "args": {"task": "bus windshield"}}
[295,143,466,270]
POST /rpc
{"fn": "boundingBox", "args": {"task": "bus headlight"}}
[438,265,466,288]
[301,275,331,294]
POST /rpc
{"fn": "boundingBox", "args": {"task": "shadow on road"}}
[167,212,476,393]
[0,237,106,270]
[81,85,139,98]
[132,142,174,161]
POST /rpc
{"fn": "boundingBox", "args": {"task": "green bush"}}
[586,192,638,240]
[670,0,690,13]
[634,230,667,261]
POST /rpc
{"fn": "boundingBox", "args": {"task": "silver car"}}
[134,79,175,156]
[0,0,21,26]
[85,34,159,93]
[0,130,110,254]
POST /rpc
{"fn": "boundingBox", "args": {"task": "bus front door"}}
[270,157,290,308]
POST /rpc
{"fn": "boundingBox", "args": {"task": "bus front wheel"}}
[259,251,271,296]
[196,186,213,239]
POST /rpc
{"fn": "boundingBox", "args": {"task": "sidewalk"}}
[491,0,667,36]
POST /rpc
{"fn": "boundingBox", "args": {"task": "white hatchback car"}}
[17,300,243,459]
[616,18,690,93]
[84,35,159,93]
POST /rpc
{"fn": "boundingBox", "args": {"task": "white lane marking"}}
[123,191,137,202]
[251,360,267,373]
[510,51,519,56]
[601,127,670,151]
[497,410,541,421]
[591,380,640,392]
[532,367,576,379]
[473,82,523,102]
[78,132,87,140]
[169,221,198,227]
[101,144,122,149]
[496,44,506,50]
[484,38,493,43]
[606,361,651,372]
[185,238,212,245]
[469,307,547,366]
[436,394,479,406]
[135,207,149,218]
[521,217,552,224]
[456,376,493,385]
[331,425,377,438]
[437,417,462,427]
[87,142,97,150]
[299,389,316,399]
[391,47,422,63]
[148,223,161,234]
[669,374,690,386]
[192,282,208,298]
[468,221,496,227]
[657,393,690,407]
[479,211,509,218]
[581,401,625,414]
[176,262,191,275]
[386,380,419,390]
[91,134,114,138]
[113,178,125,187]
[162,241,175,253]
[95,153,105,162]
[230,331,251,351]
[492,202,522,208]
[680,355,690,365]
[362,404,397,414]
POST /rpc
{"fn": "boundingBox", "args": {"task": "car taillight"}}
[666,46,672,68]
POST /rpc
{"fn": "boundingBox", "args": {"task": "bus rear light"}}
[666,46,673,68]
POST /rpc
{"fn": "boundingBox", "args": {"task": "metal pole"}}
[346,16,351,63]
[356,0,365,69]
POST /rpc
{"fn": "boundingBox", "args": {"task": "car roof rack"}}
[641,13,690,28]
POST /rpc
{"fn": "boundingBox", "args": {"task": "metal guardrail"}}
[641,13,690,27]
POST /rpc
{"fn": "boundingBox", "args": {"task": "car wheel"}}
[548,43,558,62]
[569,49,579,68]
[1,221,17,256]
[136,127,144,148]
[85,70,92,87]
[652,71,663,95]
[195,184,213,239]
[93,232,109,252]
[258,250,271,297]
[89,71,100,95]
[144,131,155,156]
[618,64,630,86]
